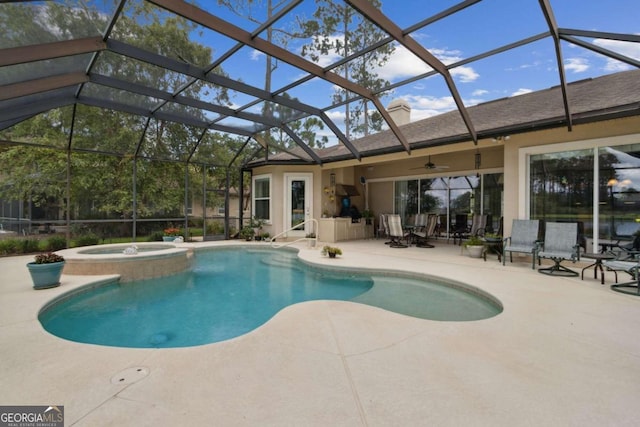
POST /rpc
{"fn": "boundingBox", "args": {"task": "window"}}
[599,144,640,240]
[252,174,271,221]
[392,174,503,235]
[524,137,640,248]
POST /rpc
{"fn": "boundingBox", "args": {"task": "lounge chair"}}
[502,219,540,269]
[413,213,438,248]
[387,214,408,248]
[537,222,580,276]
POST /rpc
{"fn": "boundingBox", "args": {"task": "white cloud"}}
[450,66,479,83]
[593,38,640,71]
[374,45,432,80]
[250,49,264,61]
[564,57,590,73]
[472,89,489,96]
[512,88,533,97]
[299,38,479,85]
[402,94,456,121]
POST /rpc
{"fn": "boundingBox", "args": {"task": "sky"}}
[187,0,639,142]
[13,0,638,144]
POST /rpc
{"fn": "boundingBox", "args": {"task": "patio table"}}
[581,252,615,285]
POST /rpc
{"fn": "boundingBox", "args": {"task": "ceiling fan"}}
[411,155,449,171]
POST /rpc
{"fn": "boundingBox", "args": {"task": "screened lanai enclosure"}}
[1,0,638,244]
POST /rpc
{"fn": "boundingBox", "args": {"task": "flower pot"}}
[27,261,65,289]
[328,252,336,258]
[466,245,484,258]
[163,236,176,242]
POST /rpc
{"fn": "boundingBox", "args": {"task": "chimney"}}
[387,98,411,126]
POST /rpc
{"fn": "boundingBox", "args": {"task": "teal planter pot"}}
[163,236,176,242]
[27,261,65,289]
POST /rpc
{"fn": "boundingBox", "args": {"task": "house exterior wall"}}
[251,115,640,240]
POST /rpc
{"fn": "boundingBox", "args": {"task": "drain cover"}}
[110,367,149,385]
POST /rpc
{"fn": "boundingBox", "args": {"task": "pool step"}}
[260,253,299,269]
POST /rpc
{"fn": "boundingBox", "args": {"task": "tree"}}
[297,0,394,139]
[0,0,239,228]
[217,0,329,150]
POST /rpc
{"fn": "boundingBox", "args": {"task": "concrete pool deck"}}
[1,239,639,426]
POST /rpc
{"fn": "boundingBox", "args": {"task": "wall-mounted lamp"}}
[330,172,336,186]
[492,135,511,143]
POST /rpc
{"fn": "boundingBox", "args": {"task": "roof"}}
[258,69,640,165]
[1,1,638,167]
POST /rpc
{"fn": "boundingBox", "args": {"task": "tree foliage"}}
[297,0,394,138]
[0,0,253,222]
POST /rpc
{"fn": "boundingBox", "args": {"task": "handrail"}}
[270,218,318,249]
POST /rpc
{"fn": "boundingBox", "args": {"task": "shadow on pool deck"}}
[1,239,639,426]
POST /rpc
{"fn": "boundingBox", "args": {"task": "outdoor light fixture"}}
[330,172,336,186]
[492,135,511,143]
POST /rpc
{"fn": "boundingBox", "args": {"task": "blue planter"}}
[163,236,176,242]
[27,261,65,289]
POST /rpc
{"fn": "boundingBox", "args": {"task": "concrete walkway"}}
[1,240,639,426]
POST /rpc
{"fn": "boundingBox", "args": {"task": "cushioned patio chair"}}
[537,222,581,276]
[387,214,408,248]
[502,219,540,269]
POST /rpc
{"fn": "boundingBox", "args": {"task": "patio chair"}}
[386,214,408,248]
[603,256,640,296]
[502,219,540,269]
[537,222,581,276]
[413,213,438,248]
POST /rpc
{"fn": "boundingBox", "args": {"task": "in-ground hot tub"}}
[56,243,193,282]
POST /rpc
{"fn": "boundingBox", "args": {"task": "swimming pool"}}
[39,247,502,348]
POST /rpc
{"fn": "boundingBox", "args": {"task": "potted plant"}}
[464,235,485,258]
[27,252,65,289]
[261,232,270,242]
[321,245,342,258]
[484,232,502,243]
[239,226,255,241]
[163,227,181,242]
[249,216,264,236]
[362,209,374,225]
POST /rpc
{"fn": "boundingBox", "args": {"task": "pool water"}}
[39,248,501,348]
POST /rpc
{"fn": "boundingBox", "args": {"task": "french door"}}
[284,173,313,237]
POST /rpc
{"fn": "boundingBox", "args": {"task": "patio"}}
[1,239,639,426]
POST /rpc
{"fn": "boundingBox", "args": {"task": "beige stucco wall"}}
[252,115,640,239]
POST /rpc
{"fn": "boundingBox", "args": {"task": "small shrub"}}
[20,239,40,254]
[74,234,100,247]
[44,235,67,251]
[148,231,164,242]
[0,239,18,255]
